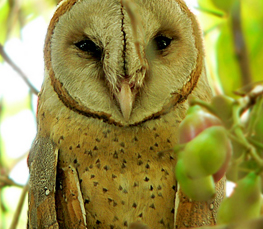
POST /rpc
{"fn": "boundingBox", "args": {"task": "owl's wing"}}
[28,137,87,229]
[27,137,59,229]
[55,164,87,228]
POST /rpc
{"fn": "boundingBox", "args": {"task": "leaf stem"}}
[232,103,263,167]
[188,98,216,115]
[248,138,263,150]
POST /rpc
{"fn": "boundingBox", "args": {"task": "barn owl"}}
[27,0,225,228]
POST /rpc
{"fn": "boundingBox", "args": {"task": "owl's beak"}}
[115,81,135,122]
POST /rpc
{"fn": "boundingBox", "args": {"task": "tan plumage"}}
[28,0,225,228]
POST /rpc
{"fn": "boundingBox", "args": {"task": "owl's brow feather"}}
[121,0,146,69]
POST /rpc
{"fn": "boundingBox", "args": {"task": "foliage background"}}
[0,0,262,228]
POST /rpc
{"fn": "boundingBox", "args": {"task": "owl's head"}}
[44,0,208,126]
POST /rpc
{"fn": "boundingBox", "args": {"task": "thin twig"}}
[7,150,29,173]
[9,182,29,229]
[248,137,263,150]
[237,84,263,112]
[0,176,24,188]
[0,43,39,95]
[188,97,217,114]
[194,6,225,18]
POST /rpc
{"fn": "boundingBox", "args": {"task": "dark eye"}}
[154,35,172,51]
[75,39,102,59]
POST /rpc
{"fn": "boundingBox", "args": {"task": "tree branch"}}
[9,182,29,229]
[0,43,39,95]
[231,1,252,86]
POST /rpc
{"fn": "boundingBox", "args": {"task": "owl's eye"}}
[154,36,172,51]
[75,39,102,59]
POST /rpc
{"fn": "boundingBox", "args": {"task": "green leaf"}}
[210,0,236,13]
[0,0,9,44]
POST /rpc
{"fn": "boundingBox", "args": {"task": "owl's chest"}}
[45,111,182,228]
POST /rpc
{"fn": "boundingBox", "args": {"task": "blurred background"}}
[0,0,262,228]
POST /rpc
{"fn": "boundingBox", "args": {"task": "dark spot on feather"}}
[102,131,108,138]
[88,150,93,156]
[113,151,118,158]
[120,148,125,153]
[159,219,165,225]
[104,165,110,171]
[120,142,125,147]
[157,151,164,158]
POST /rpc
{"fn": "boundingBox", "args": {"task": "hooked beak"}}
[115,80,136,122]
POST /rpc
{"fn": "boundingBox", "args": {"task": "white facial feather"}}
[48,0,208,125]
